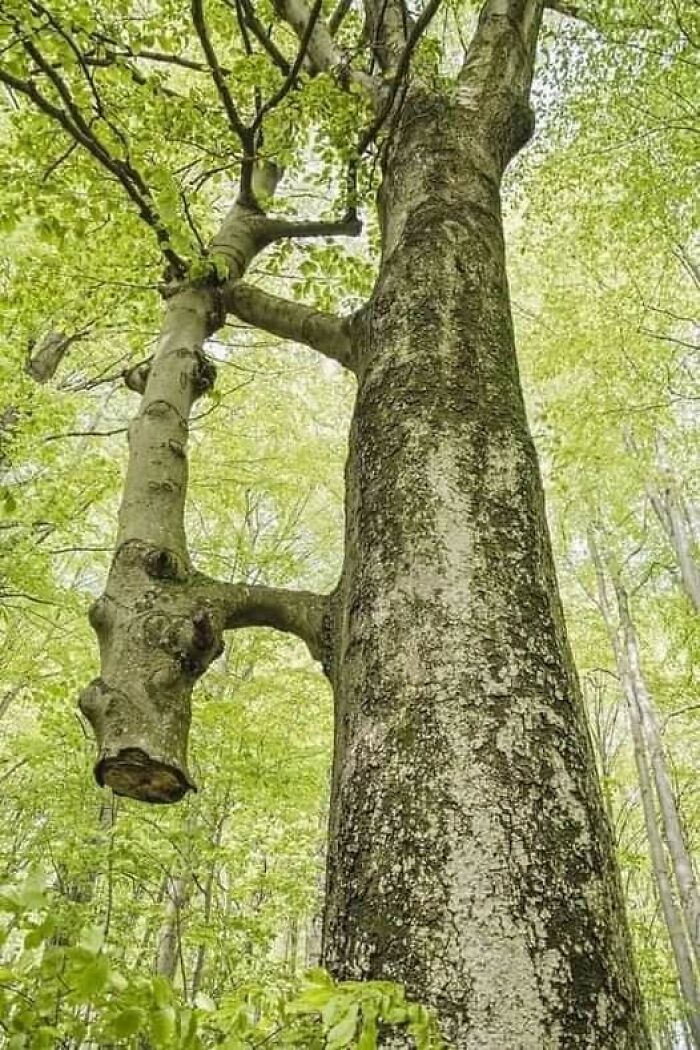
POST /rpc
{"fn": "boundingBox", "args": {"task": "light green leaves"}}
[289,970,445,1049]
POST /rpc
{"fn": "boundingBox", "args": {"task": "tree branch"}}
[25,324,94,383]
[456,0,545,164]
[0,63,185,272]
[362,0,412,75]
[191,0,252,146]
[461,0,544,101]
[212,580,330,661]
[329,0,354,37]
[229,0,292,76]
[358,0,444,154]
[274,0,378,93]
[252,0,324,134]
[544,0,594,26]
[225,282,356,369]
[259,212,362,244]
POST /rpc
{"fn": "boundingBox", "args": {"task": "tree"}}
[0,0,661,1043]
[588,529,700,1045]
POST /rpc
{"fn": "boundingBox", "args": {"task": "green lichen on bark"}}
[322,72,650,1050]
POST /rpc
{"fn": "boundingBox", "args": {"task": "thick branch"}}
[275,0,378,94]
[252,0,324,133]
[225,283,355,369]
[26,326,92,383]
[362,0,412,75]
[357,0,444,154]
[457,0,544,163]
[463,0,544,95]
[214,581,329,661]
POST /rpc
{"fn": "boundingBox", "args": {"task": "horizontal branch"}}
[225,283,355,369]
[260,212,362,244]
[214,581,329,661]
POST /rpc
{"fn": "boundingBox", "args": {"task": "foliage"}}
[0,876,443,1049]
[0,0,698,1047]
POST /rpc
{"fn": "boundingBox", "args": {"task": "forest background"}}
[0,0,698,1047]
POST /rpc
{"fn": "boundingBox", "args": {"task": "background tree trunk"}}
[589,530,700,1043]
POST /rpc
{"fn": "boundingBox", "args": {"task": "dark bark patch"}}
[144,547,184,580]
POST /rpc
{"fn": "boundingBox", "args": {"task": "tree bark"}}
[318,4,649,1043]
[65,0,651,1042]
[588,535,700,1044]
[627,686,700,1048]
[647,482,700,614]
[623,431,700,613]
[613,576,700,969]
[155,871,191,982]
[79,188,335,803]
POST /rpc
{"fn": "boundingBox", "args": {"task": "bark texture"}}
[320,5,650,1042]
[589,534,700,1044]
[71,0,651,1042]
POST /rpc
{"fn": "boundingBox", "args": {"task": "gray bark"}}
[70,0,651,1042]
[25,328,87,383]
[623,431,700,614]
[588,537,700,1044]
[317,3,649,1043]
[648,483,700,614]
[155,872,191,982]
[627,684,700,1047]
[614,579,700,968]
[80,193,335,803]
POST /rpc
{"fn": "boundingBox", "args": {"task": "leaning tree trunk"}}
[588,530,700,1043]
[321,7,649,1044]
[589,526,700,970]
[647,482,700,614]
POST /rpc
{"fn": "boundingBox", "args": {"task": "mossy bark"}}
[321,84,650,1048]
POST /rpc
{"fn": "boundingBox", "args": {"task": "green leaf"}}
[113,1007,146,1037]
[151,1005,177,1046]
[71,954,110,1002]
[326,1003,359,1048]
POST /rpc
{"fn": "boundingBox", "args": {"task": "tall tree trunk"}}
[319,4,649,1044]
[623,431,700,612]
[190,799,228,1001]
[628,691,700,1048]
[647,483,700,613]
[69,0,650,1042]
[155,872,191,983]
[588,531,700,1039]
[613,576,700,968]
